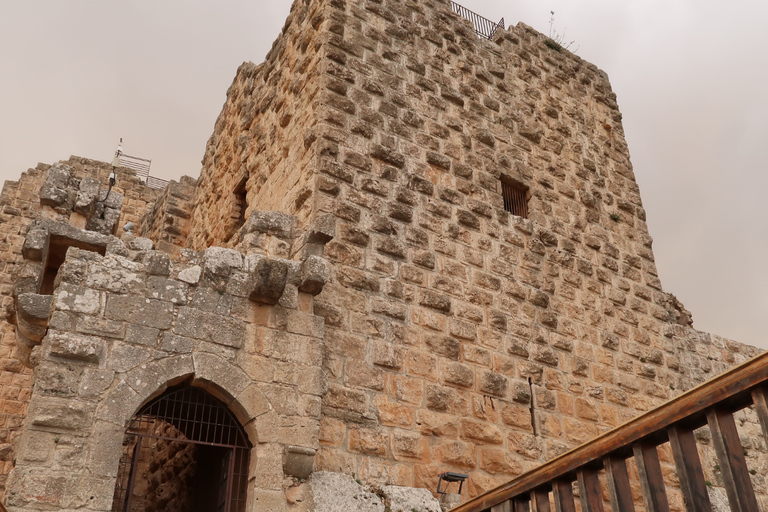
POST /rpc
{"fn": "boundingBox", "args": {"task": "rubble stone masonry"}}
[0,0,764,510]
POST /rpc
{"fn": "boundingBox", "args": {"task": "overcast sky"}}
[1,1,767,349]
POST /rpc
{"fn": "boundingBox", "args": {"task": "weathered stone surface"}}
[249,257,289,305]
[16,293,53,325]
[47,331,105,364]
[310,472,384,512]
[39,165,73,208]
[174,307,246,348]
[143,250,171,276]
[74,176,100,215]
[299,255,330,295]
[29,397,92,431]
[381,485,441,512]
[244,210,297,239]
[307,213,336,245]
[105,295,173,329]
[283,445,316,480]
[178,265,202,284]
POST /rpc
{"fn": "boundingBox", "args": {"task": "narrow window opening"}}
[501,179,529,218]
[40,235,106,295]
[226,177,248,243]
[234,177,248,230]
[528,377,538,436]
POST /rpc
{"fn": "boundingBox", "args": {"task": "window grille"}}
[501,180,528,218]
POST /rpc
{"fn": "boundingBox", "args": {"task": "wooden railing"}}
[454,351,768,512]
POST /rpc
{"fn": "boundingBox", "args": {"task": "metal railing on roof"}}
[450,2,504,40]
[117,152,168,190]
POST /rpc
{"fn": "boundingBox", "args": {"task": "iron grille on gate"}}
[112,386,251,512]
[450,2,504,40]
[501,181,528,218]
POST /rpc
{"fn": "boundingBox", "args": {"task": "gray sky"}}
[2,1,767,349]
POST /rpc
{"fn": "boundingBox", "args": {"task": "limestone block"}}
[62,474,115,510]
[174,307,246,348]
[13,260,43,295]
[16,293,53,341]
[48,330,105,364]
[307,213,336,245]
[100,188,124,210]
[299,255,330,295]
[193,352,251,401]
[76,315,125,339]
[126,235,154,251]
[95,379,142,426]
[310,471,384,512]
[17,430,56,462]
[87,203,122,235]
[74,176,100,216]
[244,210,297,239]
[202,246,243,289]
[21,227,48,261]
[5,468,67,508]
[283,445,316,480]
[231,383,272,428]
[143,250,171,276]
[125,324,160,346]
[108,344,152,373]
[123,354,194,399]
[105,295,173,329]
[178,264,202,284]
[249,257,289,305]
[78,368,115,398]
[146,276,186,304]
[29,396,93,431]
[381,485,441,512]
[34,362,83,397]
[87,421,127,477]
[159,333,196,353]
[40,165,73,208]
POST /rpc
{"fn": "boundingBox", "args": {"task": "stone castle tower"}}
[0,0,762,510]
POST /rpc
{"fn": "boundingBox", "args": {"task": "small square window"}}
[501,180,528,218]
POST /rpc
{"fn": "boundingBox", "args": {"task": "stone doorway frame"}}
[112,384,251,512]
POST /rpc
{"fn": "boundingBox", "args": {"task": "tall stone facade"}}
[0,0,764,511]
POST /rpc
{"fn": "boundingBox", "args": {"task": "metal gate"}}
[111,386,250,512]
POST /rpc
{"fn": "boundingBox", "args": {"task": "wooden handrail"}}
[453,350,768,512]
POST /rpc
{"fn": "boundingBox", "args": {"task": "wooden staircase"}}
[453,351,768,512]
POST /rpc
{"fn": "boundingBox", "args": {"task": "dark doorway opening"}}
[40,235,106,294]
[111,385,250,512]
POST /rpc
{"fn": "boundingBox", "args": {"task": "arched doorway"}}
[111,385,251,512]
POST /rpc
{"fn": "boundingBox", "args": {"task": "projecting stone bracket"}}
[283,445,316,480]
[249,257,289,305]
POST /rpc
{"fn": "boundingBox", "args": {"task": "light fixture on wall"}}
[437,472,468,496]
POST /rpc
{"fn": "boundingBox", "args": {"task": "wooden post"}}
[577,468,604,512]
[707,409,759,512]
[750,387,768,439]
[604,456,635,512]
[633,443,670,512]
[668,425,711,512]
[552,480,576,512]
[491,501,513,512]
[533,488,551,512]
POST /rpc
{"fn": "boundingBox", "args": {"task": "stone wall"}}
[0,156,160,496]
[0,0,766,510]
[140,176,198,256]
[186,0,328,250]
[3,206,333,511]
[184,0,764,501]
